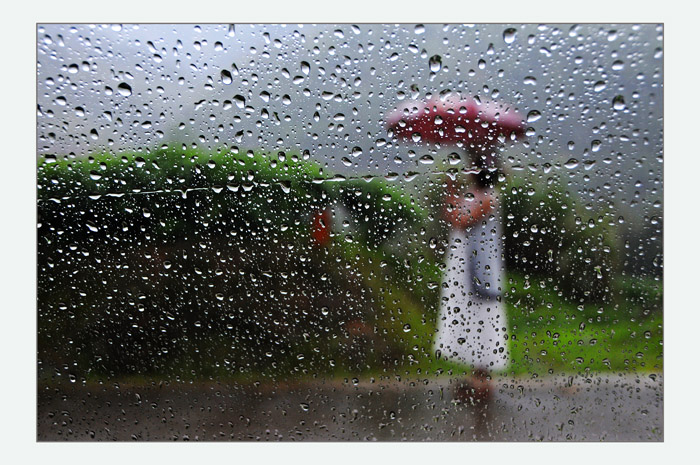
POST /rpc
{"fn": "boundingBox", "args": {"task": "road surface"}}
[37,373,662,441]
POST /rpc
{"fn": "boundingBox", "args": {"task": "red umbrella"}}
[385,94,525,155]
[386,93,526,226]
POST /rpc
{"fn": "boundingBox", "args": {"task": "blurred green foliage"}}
[37,148,662,384]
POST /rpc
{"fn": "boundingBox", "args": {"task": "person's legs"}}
[455,367,493,406]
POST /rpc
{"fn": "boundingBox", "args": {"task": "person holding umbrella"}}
[386,93,525,406]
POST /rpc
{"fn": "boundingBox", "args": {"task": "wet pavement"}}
[37,373,662,441]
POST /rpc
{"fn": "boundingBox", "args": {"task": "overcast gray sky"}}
[37,23,663,222]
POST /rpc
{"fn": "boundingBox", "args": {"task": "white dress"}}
[434,206,509,371]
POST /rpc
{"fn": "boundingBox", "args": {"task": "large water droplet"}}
[429,55,442,72]
[564,158,579,169]
[117,82,132,97]
[221,69,232,85]
[233,95,245,109]
[612,95,626,111]
[503,28,517,44]
[527,110,542,123]
[594,81,607,92]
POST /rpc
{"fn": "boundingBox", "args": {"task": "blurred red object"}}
[311,207,332,247]
[385,94,525,151]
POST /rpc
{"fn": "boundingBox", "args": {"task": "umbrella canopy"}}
[385,94,525,154]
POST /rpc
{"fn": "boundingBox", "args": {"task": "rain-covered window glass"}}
[37,24,663,441]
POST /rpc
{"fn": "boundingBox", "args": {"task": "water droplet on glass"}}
[612,95,626,111]
[594,81,607,92]
[221,69,232,84]
[233,95,245,109]
[527,110,542,123]
[503,28,517,44]
[414,24,425,35]
[117,82,132,97]
[564,158,579,169]
[429,55,442,72]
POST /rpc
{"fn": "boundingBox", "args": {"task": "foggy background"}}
[37,23,663,239]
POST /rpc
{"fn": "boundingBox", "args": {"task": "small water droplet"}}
[414,24,425,35]
[594,81,607,92]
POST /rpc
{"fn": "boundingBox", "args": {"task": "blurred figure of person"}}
[385,94,524,408]
[436,167,507,407]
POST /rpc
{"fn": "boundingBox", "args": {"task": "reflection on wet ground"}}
[38,374,662,441]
